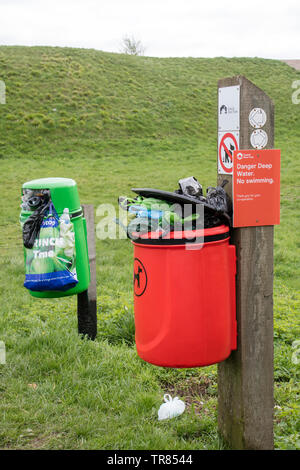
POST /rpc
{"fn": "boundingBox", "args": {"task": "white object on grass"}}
[158,394,185,421]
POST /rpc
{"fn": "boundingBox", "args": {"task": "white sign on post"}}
[218,85,240,132]
[218,86,240,174]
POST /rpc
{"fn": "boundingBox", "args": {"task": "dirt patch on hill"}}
[282,60,300,71]
[160,376,216,415]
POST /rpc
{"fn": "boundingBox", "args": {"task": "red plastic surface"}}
[132,226,237,368]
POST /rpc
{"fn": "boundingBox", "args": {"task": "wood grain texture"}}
[217,76,274,450]
[77,204,97,340]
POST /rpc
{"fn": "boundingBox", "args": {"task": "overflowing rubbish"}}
[21,194,78,292]
[117,176,231,239]
[22,190,51,249]
[206,181,229,213]
[158,394,185,420]
[177,176,204,200]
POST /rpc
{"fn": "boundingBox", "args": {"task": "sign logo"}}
[250,129,268,149]
[133,258,147,296]
[218,85,240,132]
[249,108,267,129]
[218,132,239,174]
[41,215,58,228]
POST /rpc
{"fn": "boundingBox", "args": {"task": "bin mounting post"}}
[217,76,274,450]
[77,204,97,340]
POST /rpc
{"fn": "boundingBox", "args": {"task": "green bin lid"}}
[22,177,81,213]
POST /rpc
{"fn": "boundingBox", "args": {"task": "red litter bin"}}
[132,225,237,368]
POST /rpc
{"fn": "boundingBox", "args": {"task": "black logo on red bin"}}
[133,258,147,297]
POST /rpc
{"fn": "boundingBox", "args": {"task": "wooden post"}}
[217,76,274,450]
[77,204,97,340]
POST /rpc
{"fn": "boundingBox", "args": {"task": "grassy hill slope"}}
[0,46,300,158]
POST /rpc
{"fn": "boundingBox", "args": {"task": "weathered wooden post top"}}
[217,75,276,450]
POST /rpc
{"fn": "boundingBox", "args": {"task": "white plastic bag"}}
[158,394,185,421]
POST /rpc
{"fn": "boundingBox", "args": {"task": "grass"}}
[0,46,299,450]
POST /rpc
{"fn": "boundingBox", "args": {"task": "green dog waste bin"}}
[20,177,90,298]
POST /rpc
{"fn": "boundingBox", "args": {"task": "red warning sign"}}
[218,132,239,174]
[233,149,280,227]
